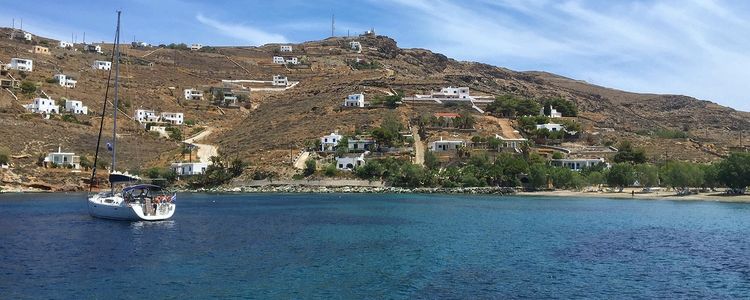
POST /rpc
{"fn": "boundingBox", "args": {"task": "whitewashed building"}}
[343,93,366,107]
[336,153,367,171]
[494,134,527,152]
[429,137,466,152]
[541,106,562,118]
[171,162,209,176]
[183,88,204,100]
[23,32,33,41]
[9,58,33,72]
[272,75,288,86]
[135,109,160,123]
[350,41,362,51]
[58,41,73,48]
[54,74,77,88]
[161,112,184,125]
[438,87,471,99]
[280,45,293,52]
[64,99,88,115]
[44,146,80,169]
[92,60,112,70]
[536,123,564,132]
[272,56,285,64]
[320,132,343,152]
[190,44,203,51]
[551,158,606,171]
[23,98,59,114]
[286,57,299,65]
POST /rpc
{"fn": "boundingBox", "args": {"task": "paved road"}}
[183,128,218,164]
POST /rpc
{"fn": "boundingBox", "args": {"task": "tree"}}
[371,114,404,148]
[586,171,605,188]
[324,163,338,177]
[660,161,704,192]
[528,164,549,190]
[79,155,92,170]
[606,163,635,192]
[613,141,647,164]
[303,158,316,177]
[542,98,578,116]
[424,151,439,170]
[335,136,349,157]
[717,153,750,193]
[634,164,659,187]
[20,81,37,95]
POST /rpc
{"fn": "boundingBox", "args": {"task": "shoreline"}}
[3,186,750,203]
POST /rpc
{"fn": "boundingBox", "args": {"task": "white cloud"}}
[380,0,750,111]
[196,14,287,45]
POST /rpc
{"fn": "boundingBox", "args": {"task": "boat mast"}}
[88,11,122,193]
[111,11,121,187]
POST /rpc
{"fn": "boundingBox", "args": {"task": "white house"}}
[429,137,466,152]
[23,98,59,114]
[536,123,564,132]
[320,132,343,152]
[161,112,184,125]
[541,106,562,118]
[273,56,298,65]
[343,93,366,107]
[171,162,209,176]
[439,87,471,99]
[336,153,367,171]
[54,74,77,88]
[272,75,288,86]
[280,45,293,52]
[494,134,527,151]
[58,41,73,48]
[64,99,88,115]
[286,57,299,65]
[44,146,80,169]
[92,60,112,70]
[9,58,33,72]
[84,44,102,54]
[135,109,160,123]
[350,41,362,52]
[23,32,33,41]
[183,88,204,100]
[551,158,606,172]
[190,44,203,51]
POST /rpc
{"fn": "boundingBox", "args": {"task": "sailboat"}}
[87,11,176,221]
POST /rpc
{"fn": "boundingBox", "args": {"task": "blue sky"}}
[4,0,750,111]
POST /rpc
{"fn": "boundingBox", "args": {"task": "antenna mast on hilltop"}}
[331,14,335,37]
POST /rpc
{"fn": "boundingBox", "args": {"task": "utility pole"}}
[83,32,86,44]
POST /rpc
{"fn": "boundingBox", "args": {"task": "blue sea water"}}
[1,193,750,299]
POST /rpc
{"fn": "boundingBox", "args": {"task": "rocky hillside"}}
[0,27,748,188]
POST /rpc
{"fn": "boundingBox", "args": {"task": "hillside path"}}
[293,151,310,169]
[411,126,425,166]
[183,128,218,164]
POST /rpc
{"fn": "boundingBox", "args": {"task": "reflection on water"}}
[1,193,750,299]
[130,220,176,231]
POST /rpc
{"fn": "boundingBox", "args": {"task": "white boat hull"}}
[87,194,175,221]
